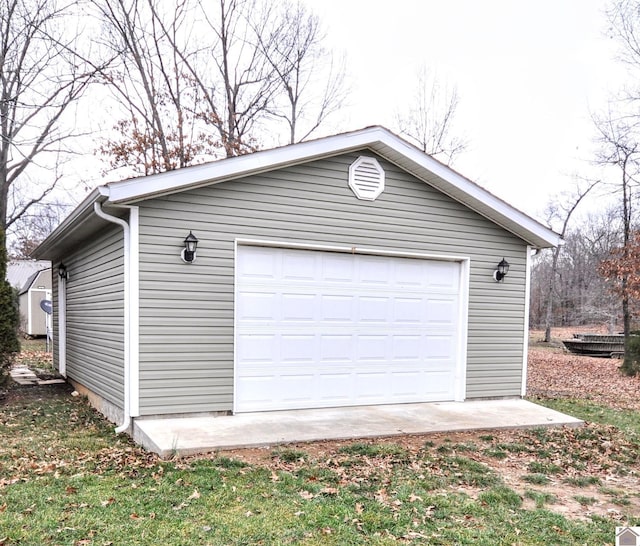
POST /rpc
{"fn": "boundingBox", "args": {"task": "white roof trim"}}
[37,126,560,256]
[103,126,559,248]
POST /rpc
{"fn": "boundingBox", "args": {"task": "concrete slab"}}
[133,399,583,458]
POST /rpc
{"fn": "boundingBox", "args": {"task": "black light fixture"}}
[181,231,198,263]
[58,263,68,280]
[493,258,510,282]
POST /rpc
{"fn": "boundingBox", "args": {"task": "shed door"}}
[235,246,463,412]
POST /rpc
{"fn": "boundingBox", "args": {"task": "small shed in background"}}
[7,260,52,337]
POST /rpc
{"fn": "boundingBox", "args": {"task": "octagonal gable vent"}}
[348,156,385,201]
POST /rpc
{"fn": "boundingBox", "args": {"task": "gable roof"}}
[7,260,51,292]
[19,268,51,296]
[34,126,560,259]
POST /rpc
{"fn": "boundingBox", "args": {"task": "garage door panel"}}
[428,261,459,287]
[426,298,457,324]
[281,293,316,321]
[318,373,353,400]
[321,253,354,282]
[359,256,391,285]
[393,297,425,323]
[238,247,278,279]
[281,249,317,279]
[280,334,315,361]
[424,335,455,358]
[355,372,388,399]
[236,377,276,411]
[395,259,425,286]
[356,335,388,360]
[320,295,354,321]
[237,334,276,361]
[235,247,463,412]
[392,335,422,360]
[237,292,277,321]
[320,334,352,361]
[391,371,424,396]
[359,297,388,322]
[422,372,455,398]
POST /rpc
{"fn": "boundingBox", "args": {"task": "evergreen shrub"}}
[0,229,20,387]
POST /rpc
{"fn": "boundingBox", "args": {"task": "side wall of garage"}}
[136,151,529,416]
[52,224,126,408]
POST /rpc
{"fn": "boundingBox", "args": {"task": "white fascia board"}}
[99,126,559,249]
[32,188,105,259]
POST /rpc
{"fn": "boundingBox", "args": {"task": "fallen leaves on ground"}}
[528,347,640,410]
[222,420,640,522]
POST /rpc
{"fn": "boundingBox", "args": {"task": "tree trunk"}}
[620,283,639,375]
[543,246,561,343]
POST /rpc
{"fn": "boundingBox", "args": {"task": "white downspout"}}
[57,271,67,377]
[93,202,139,434]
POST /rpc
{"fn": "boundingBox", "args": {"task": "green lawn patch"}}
[534,398,640,435]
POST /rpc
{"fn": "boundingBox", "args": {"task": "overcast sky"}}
[305,0,625,220]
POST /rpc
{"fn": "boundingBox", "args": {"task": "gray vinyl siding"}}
[137,151,529,415]
[62,225,125,408]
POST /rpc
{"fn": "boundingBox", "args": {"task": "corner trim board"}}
[521,245,533,397]
[57,271,67,377]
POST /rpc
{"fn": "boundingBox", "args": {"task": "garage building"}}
[33,127,560,438]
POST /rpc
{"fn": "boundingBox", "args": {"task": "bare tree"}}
[574,210,624,329]
[178,0,284,157]
[396,66,467,165]
[530,208,623,332]
[97,0,342,168]
[592,107,640,373]
[255,1,347,144]
[93,0,219,175]
[8,200,71,259]
[607,0,640,99]
[0,0,97,231]
[541,179,599,342]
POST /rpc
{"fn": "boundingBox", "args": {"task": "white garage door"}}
[235,246,463,412]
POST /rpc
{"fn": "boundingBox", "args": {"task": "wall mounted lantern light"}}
[181,231,199,263]
[493,258,510,282]
[58,263,68,280]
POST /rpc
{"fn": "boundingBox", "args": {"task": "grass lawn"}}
[1,338,640,545]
